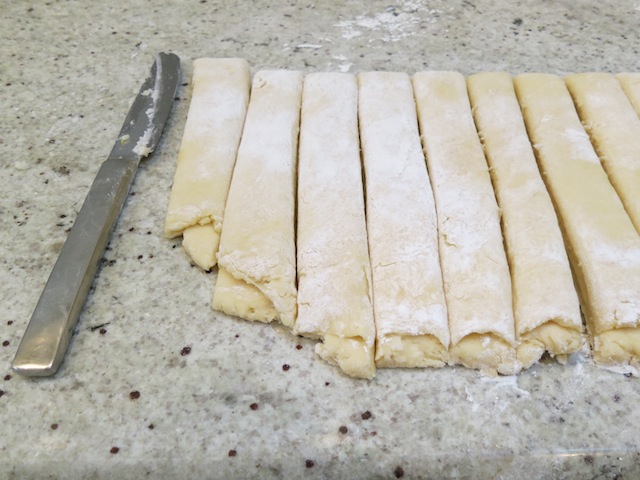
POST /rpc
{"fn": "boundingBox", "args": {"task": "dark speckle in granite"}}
[228,449,237,457]
[129,391,141,400]
[51,423,59,430]
[394,466,405,478]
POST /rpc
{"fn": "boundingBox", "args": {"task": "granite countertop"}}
[2,0,640,478]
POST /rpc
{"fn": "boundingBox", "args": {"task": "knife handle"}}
[12,157,139,376]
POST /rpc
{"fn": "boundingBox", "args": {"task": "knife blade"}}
[11,53,181,377]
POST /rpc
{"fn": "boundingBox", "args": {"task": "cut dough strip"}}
[412,71,519,375]
[357,72,449,368]
[164,58,250,270]
[295,73,376,379]
[212,70,302,328]
[565,73,640,234]
[514,73,640,372]
[616,73,640,117]
[467,72,583,368]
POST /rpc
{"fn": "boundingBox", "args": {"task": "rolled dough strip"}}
[565,73,640,234]
[514,73,640,372]
[616,73,640,117]
[212,70,302,328]
[357,72,449,368]
[412,71,519,375]
[467,72,583,368]
[295,73,376,379]
[164,58,250,270]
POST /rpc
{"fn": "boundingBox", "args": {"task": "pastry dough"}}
[212,70,302,328]
[616,73,640,117]
[514,73,640,372]
[565,73,640,234]
[164,58,250,270]
[357,72,449,368]
[467,72,583,368]
[295,73,376,379]
[412,71,519,375]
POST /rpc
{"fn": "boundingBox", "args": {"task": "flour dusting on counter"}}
[334,0,441,42]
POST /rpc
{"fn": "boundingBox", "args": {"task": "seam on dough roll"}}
[212,70,302,328]
[164,58,250,270]
[358,71,450,368]
[466,71,583,369]
[413,71,519,376]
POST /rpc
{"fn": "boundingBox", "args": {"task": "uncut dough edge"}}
[164,58,250,270]
[212,70,302,329]
[514,73,640,372]
[295,72,376,379]
[565,72,640,235]
[412,71,519,375]
[357,71,449,368]
[466,71,583,369]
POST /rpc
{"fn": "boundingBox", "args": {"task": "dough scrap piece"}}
[164,58,250,270]
[514,73,640,372]
[616,73,640,117]
[357,72,449,368]
[565,72,640,234]
[295,73,376,379]
[212,70,302,328]
[467,72,583,368]
[412,71,519,375]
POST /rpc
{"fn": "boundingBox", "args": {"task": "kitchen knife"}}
[11,53,181,377]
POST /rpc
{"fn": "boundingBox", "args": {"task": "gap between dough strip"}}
[565,72,640,235]
[357,71,450,368]
[413,71,519,375]
[514,73,640,373]
[467,72,583,368]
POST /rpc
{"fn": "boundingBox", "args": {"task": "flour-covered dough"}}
[616,73,640,117]
[295,73,376,379]
[164,58,250,270]
[212,70,302,328]
[467,72,583,368]
[413,71,519,375]
[358,71,449,368]
[565,72,640,234]
[515,73,640,372]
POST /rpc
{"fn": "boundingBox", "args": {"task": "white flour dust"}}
[334,0,441,43]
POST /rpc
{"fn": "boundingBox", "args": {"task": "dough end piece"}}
[315,334,375,379]
[212,267,279,324]
[375,334,448,368]
[182,224,219,271]
[449,333,520,376]
[592,328,640,372]
[517,321,584,369]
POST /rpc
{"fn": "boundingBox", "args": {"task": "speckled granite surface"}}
[2,1,640,478]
